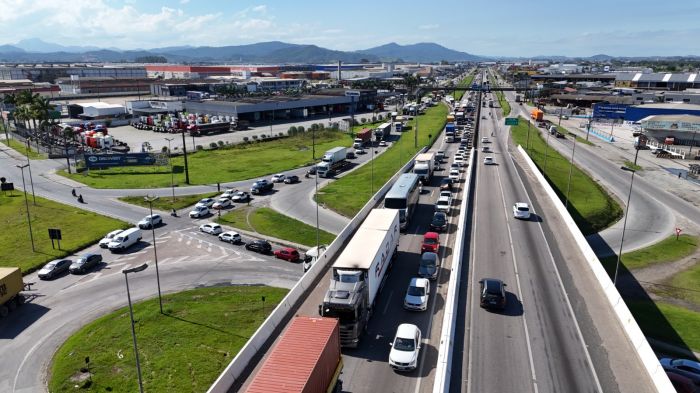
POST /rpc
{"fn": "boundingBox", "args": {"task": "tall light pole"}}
[312,127,320,251]
[164,137,175,204]
[543,123,552,174]
[23,138,36,205]
[143,195,163,314]
[565,130,579,209]
[16,164,35,252]
[615,148,641,286]
[122,263,148,393]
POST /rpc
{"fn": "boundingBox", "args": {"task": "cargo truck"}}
[319,209,400,347]
[245,316,343,393]
[187,122,231,136]
[353,128,372,149]
[393,121,403,132]
[0,267,26,317]
[531,109,544,121]
[316,147,348,178]
[374,122,392,141]
[413,152,435,184]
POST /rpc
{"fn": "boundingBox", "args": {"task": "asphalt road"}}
[237,98,471,393]
[0,222,304,393]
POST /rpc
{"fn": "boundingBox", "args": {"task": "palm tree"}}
[32,97,55,149]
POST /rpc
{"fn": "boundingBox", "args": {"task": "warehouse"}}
[640,115,700,150]
[625,103,700,122]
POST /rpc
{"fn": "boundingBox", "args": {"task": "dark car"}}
[440,178,453,191]
[666,372,697,393]
[430,212,448,232]
[284,175,300,184]
[346,151,356,159]
[38,259,72,280]
[245,239,272,254]
[479,278,507,310]
[418,252,439,280]
[251,179,274,195]
[69,253,103,274]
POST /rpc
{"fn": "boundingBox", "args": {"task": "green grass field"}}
[626,300,700,353]
[217,206,336,246]
[665,261,700,307]
[1,137,45,159]
[0,193,128,274]
[317,104,449,217]
[454,73,475,101]
[49,286,288,393]
[553,124,595,146]
[59,130,352,189]
[511,117,622,234]
[600,235,698,274]
[489,76,511,116]
[118,192,221,211]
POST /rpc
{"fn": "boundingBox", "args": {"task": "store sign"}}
[642,119,700,132]
[84,153,158,168]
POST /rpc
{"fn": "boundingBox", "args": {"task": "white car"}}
[379,141,388,147]
[195,198,215,208]
[449,169,460,181]
[189,205,210,218]
[270,173,286,183]
[454,156,465,167]
[481,137,489,143]
[212,197,232,209]
[439,190,452,204]
[404,277,430,311]
[99,229,123,248]
[389,323,422,371]
[220,189,237,199]
[513,202,531,219]
[436,195,451,214]
[200,223,223,235]
[483,156,495,165]
[231,191,250,202]
[218,231,242,244]
[138,214,162,229]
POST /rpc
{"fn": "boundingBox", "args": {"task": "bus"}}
[384,173,421,231]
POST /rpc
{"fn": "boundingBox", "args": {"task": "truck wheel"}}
[0,305,8,317]
[16,294,25,305]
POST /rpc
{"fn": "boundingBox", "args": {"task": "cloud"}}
[252,5,267,13]
[180,0,190,3]
[419,24,439,30]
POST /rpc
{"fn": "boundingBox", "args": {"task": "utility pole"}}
[180,131,190,184]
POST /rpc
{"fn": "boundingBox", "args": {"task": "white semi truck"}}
[319,209,400,347]
[413,152,435,184]
[316,147,348,178]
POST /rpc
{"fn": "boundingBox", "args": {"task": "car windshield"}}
[485,281,502,295]
[394,337,416,351]
[407,286,425,296]
[438,200,448,206]
[517,206,529,212]
[433,215,445,223]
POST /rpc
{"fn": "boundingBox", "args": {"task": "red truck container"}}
[245,317,342,393]
[353,128,372,148]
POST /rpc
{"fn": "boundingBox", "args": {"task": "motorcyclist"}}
[71,189,77,197]
[77,194,84,203]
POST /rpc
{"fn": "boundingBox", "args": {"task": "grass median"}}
[317,104,449,217]
[454,73,475,101]
[511,116,622,234]
[663,260,700,307]
[59,130,352,189]
[217,206,336,246]
[1,137,45,159]
[490,76,511,116]
[599,235,698,274]
[49,285,287,393]
[626,300,700,353]
[0,192,128,273]
[118,192,221,211]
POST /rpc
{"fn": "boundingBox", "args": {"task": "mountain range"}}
[0,38,484,63]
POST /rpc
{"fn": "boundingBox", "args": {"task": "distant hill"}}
[0,45,24,54]
[14,38,102,53]
[359,42,483,62]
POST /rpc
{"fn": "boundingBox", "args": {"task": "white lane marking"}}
[495,167,539,393]
[382,291,394,315]
[508,152,604,393]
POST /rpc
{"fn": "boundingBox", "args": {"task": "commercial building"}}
[0,79,60,98]
[614,72,700,91]
[625,103,700,122]
[56,77,151,95]
[0,64,146,82]
[640,114,700,148]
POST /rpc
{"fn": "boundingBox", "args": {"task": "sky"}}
[1,0,699,57]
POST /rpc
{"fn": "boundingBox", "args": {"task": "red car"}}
[421,232,440,253]
[274,247,300,262]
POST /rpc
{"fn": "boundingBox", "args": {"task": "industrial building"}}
[593,102,700,122]
[640,114,700,150]
[56,77,151,95]
[0,64,147,82]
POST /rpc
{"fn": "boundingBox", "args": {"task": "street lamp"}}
[122,263,148,393]
[614,146,642,286]
[16,164,35,252]
[164,137,175,204]
[143,195,164,313]
[564,129,579,209]
[23,138,36,205]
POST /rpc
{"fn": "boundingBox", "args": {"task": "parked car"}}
[245,239,272,254]
[430,211,448,232]
[189,205,210,218]
[99,229,123,248]
[212,197,232,209]
[660,358,700,385]
[218,231,242,244]
[403,277,430,311]
[69,253,103,274]
[38,259,72,280]
[220,189,237,199]
[195,198,215,208]
[231,191,251,202]
[389,324,422,371]
[199,223,223,235]
[251,179,274,195]
[270,173,286,183]
[138,214,162,229]
[479,278,507,310]
[418,252,439,280]
[274,247,301,262]
[284,175,300,184]
[513,202,531,219]
[666,371,698,393]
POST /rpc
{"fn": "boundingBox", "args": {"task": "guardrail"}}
[516,145,674,392]
[207,147,428,393]
[432,148,476,393]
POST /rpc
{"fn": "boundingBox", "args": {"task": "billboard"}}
[84,153,165,169]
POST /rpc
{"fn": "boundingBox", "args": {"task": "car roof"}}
[481,278,504,290]
[433,211,446,218]
[515,202,529,208]
[421,252,438,261]
[396,323,419,338]
[222,231,239,235]
[424,232,439,239]
[438,196,450,202]
[410,277,429,288]
[281,247,297,252]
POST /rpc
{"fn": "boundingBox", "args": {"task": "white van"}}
[108,227,142,252]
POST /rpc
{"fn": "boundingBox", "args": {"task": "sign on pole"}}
[505,117,519,126]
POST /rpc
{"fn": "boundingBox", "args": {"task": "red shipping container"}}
[245,317,341,393]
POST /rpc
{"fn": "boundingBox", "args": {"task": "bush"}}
[360,117,366,124]
[243,136,249,142]
[161,146,169,153]
[261,134,267,139]
[372,115,377,122]
[217,140,224,147]
[297,126,305,133]
[252,135,259,140]
[278,132,285,137]
[209,142,218,149]
[288,126,298,135]
[196,145,204,151]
